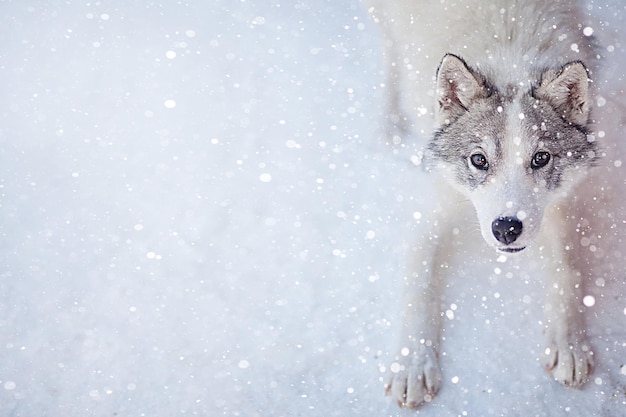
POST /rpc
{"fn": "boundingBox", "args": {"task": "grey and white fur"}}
[369,0,602,408]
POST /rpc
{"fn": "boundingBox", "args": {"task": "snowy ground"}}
[0,1,625,416]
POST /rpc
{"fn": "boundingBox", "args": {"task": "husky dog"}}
[369,0,601,408]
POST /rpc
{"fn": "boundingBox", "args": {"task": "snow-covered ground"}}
[0,1,625,416]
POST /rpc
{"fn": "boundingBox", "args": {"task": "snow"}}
[0,1,625,416]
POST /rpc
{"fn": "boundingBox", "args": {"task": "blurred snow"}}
[0,1,624,416]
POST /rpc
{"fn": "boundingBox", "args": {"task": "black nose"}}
[491,216,523,245]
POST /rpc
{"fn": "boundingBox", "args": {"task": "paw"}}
[385,344,442,408]
[543,339,594,387]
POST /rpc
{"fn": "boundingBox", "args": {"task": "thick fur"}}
[369,0,601,408]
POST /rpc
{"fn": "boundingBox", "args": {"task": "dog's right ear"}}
[435,54,484,126]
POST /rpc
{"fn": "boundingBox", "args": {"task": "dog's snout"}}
[492,216,523,245]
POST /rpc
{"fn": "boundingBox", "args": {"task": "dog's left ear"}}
[535,62,590,126]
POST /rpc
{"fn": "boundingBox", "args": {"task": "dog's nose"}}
[491,216,523,245]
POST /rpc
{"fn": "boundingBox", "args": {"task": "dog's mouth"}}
[497,246,526,254]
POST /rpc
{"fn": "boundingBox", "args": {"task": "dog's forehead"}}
[496,92,547,148]
[464,94,529,152]
[442,96,531,160]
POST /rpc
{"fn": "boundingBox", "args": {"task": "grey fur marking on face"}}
[428,54,598,191]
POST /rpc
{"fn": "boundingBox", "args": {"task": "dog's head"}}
[428,54,598,253]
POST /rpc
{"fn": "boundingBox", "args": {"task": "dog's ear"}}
[535,62,590,126]
[435,54,484,126]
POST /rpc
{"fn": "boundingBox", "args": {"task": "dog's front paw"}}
[543,338,594,387]
[385,343,442,408]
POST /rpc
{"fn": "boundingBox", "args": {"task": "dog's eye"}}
[531,151,551,169]
[470,153,489,170]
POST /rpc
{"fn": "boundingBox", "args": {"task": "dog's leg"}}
[386,211,454,408]
[541,205,593,387]
[369,3,410,144]
[383,43,409,146]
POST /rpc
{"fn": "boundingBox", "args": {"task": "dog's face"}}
[429,54,598,253]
